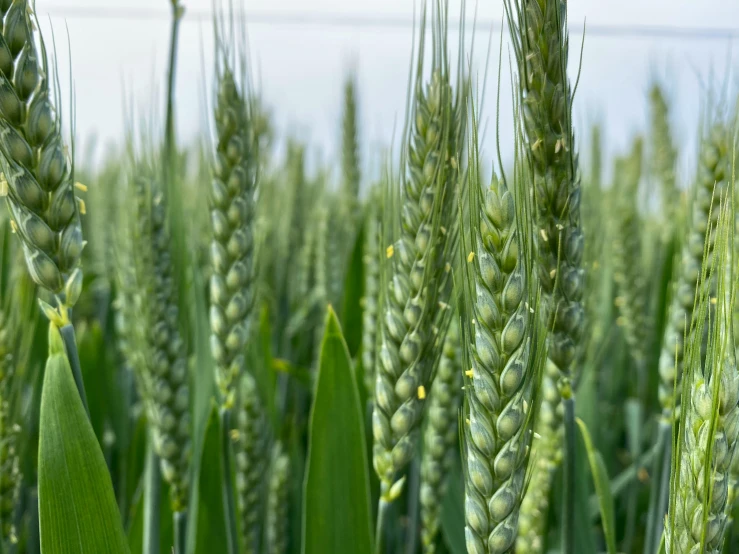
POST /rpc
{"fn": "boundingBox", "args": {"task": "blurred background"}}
[37,0,739,182]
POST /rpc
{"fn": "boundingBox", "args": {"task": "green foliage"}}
[38,324,129,554]
[303,308,373,554]
[1,3,737,554]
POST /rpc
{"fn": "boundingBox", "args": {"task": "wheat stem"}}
[59,322,88,416]
[143,436,161,554]
[173,510,187,554]
[562,396,576,553]
[375,496,390,554]
[219,407,239,554]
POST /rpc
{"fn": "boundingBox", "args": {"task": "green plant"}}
[0,0,84,311]
[506,0,585,550]
[665,197,737,553]
[372,7,464,541]
[461,107,544,553]
[234,372,270,554]
[266,442,290,554]
[127,173,191,513]
[419,319,462,553]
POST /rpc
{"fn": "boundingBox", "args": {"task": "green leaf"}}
[38,324,129,554]
[302,307,373,554]
[576,418,617,554]
[440,464,465,554]
[76,322,107,444]
[125,449,173,554]
[251,304,277,428]
[191,405,228,554]
[186,262,215,552]
[340,221,365,357]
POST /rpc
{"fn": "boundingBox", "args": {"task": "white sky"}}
[36,0,739,185]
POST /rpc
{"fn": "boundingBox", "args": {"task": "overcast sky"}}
[36,0,739,185]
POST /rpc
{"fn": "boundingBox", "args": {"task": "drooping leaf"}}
[577,418,617,554]
[302,307,373,554]
[38,323,129,554]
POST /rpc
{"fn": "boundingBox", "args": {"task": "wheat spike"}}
[658,125,730,418]
[234,372,270,554]
[420,319,462,552]
[372,3,464,499]
[0,0,84,308]
[210,65,258,409]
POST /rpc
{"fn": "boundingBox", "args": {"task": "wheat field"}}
[0,1,736,554]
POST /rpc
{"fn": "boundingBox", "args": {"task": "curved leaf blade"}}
[576,417,617,554]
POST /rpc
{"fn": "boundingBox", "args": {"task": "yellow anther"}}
[417,385,426,400]
[78,198,87,215]
[540,229,548,242]
[9,220,17,234]
[465,418,471,425]
[467,251,475,262]
[386,245,394,258]
[74,181,88,192]
[229,429,240,442]
[710,297,717,305]
[549,269,556,279]
[440,226,447,235]
[465,368,474,377]
[555,223,564,231]
[438,301,449,311]
[532,138,543,151]
[445,262,451,272]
